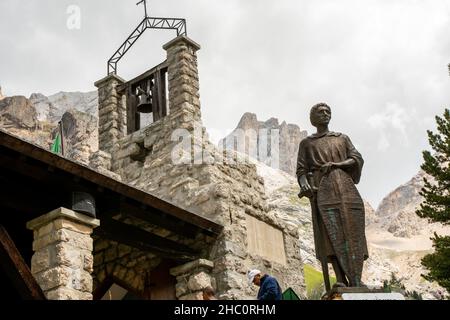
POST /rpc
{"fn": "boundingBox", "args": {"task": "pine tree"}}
[382,273,423,300]
[416,108,450,294]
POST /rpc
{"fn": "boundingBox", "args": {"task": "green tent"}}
[282,288,300,300]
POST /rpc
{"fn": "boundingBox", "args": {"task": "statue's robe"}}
[296,132,368,284]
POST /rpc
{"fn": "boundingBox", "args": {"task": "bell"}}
[137,93,153,113]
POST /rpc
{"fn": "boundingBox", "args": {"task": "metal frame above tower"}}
[107,1,187,75]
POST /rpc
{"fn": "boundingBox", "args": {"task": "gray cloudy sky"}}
[1,0,450,208]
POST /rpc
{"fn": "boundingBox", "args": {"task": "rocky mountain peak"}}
[0,86,4,100]
[28,90,98,123]
[236,112,258,130]
[0,95,38,129]
[374,170,448,239]
[0,91,99,165]
[220,113,308,176]
[376,170,427,218]
[59,109,99,164]
[29,93,46,100]
[29,93,55,122]
[263,117,279,128]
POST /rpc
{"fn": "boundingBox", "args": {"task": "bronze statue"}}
[296,103,368,291]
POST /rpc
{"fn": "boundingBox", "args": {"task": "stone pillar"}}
[26,207,100,300]
[170,259,215,300]
[163,35,202,125]
[94,74,127,154]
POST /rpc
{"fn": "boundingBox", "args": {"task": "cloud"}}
[367,103,412,151]
[1,0,450,208]
[376,133,391,152]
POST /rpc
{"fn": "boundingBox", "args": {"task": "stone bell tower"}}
[91,12,305,299]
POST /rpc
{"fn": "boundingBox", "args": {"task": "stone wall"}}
[93,35,305,299]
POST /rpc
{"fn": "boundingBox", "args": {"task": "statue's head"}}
[310,103,331,127]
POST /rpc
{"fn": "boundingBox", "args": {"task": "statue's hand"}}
[298,175,313,198]
[320,162,336,175]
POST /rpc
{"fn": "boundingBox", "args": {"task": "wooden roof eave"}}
[0,129,223,237]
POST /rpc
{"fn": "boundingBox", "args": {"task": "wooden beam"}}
[0,192,51,216]
[0,225,46,300]
[0,150,97,198]
[119,201,199,239]
[160,69,167,117]
[116,61,168,93]
[0,150,122,218]
[0,172,64,216]
[126,86,140,134]
[95,219,199,261]
[0,150,49,182]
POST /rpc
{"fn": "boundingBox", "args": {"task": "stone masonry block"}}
[171,92,193,107]
[34,266,72,291]
[99,104,116,117]
[36,222,54,238]
[169,67,199,81]
[171,84,200,98]
[31,247,51,274]
[100,119,119,132]
[53,219,93,235]
[188,272,212,291]
[170,259,214,277]
[83,253,94,273]
[76,269,94,293]
[54,243,83,269]
[32,232,58,251]
[60,229,94,251]
[170,77,200,91]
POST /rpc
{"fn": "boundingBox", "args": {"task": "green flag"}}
[51,132,62,154]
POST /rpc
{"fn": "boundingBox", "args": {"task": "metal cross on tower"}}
[136,0,149,18]
[107,0,187,75]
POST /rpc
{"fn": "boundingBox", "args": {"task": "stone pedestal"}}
[94,74,127,154]
[170,259,215,300]
[326,287,405,300]
[27,207,100,300]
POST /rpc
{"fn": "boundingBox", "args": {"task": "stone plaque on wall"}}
[246,215,287,265]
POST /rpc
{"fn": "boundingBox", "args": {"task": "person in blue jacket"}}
[248,269,282,300]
